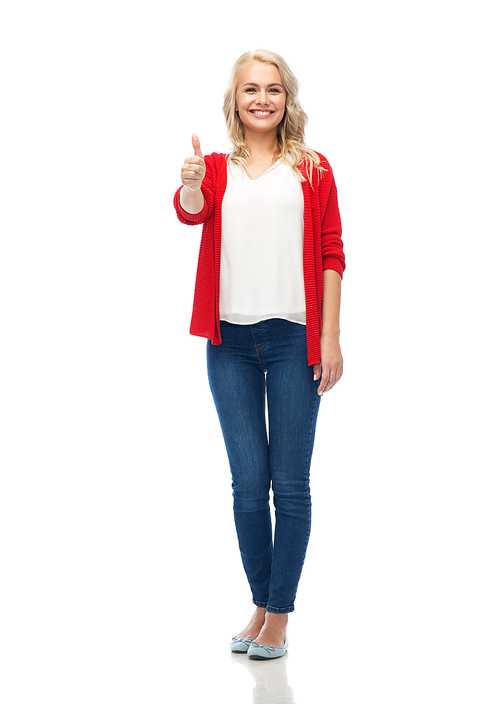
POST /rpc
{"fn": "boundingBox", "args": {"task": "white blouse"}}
[219,160,306,325]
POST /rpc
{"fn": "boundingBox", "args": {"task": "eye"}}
[245,88,257,93]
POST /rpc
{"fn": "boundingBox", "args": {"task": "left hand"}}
[313,331,343,395]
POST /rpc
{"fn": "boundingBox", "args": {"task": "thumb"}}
[192,133,203,158]
[313,363,321,382]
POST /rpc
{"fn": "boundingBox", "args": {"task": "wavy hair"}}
[222,50,324,185]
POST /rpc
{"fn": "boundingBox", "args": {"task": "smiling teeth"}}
[253,111,272,116]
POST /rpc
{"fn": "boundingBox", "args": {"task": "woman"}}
[173,50,345,660]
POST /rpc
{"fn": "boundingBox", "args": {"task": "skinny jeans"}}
[206,318,322,614]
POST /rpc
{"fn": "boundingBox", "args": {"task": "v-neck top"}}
[219,160,306,325]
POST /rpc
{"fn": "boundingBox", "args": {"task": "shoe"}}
[230,636,256,653]
[247,635,289,660]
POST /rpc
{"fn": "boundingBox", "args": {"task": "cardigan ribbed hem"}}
[322,257,344,277]
[173,188,209,224]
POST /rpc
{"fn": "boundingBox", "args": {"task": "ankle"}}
[265,612,288,625]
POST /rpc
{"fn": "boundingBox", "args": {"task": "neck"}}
[244,129,279,160]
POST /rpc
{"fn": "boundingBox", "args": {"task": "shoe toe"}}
[230,637,256,653]
[247,635,289,660]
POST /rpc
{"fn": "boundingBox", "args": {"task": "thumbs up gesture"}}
[181,134,206,191]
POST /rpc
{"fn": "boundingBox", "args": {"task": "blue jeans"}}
[207,318,322,614]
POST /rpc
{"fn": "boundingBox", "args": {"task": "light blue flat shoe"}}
[230,636,256,653]
[247,635,289,660]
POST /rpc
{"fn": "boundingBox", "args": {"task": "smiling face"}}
[235,62,287,138]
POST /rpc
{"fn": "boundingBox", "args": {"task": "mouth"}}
[249,110,275,117]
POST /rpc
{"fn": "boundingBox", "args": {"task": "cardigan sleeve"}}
[173,154,217,225]
[317,156,345,278]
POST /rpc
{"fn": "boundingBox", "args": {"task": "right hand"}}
[181,134,206,191]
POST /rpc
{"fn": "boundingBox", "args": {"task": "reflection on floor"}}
[230,651,294,703]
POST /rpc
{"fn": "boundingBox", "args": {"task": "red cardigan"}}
[173,152,345,366]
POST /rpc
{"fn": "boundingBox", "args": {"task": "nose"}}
[256,89,269,105]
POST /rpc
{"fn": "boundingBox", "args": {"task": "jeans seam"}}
[299,392,320,567]
[251,322,268,371]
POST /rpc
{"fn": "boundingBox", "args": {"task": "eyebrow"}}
[243,82,284,88]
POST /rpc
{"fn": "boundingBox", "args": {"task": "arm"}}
[179,133,206,215]
[314,269,343,394]
[174,135,215,225]
[311,157,345,394]
[180,186,204,215]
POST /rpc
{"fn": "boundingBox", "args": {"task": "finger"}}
[182,177,200,187]
[317,368,330,395]
[313,363,321,382]
[181,169,200,180]
[181,162,205,178]
[182,165,203,179]
[192,133,204,158]
[182,164,205,176]
[325,363,343,393]
[318,362,343,394]
[184,156,205,166]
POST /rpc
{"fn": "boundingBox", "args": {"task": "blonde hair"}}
[222,50,324,185]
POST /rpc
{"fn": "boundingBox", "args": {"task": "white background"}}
[1,0,499,702]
